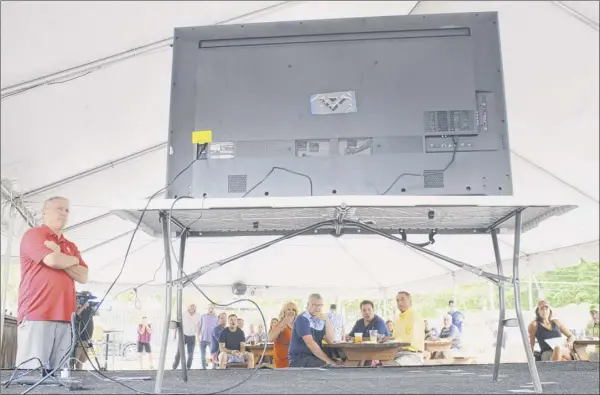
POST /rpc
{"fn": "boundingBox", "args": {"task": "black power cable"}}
[167,196,269,394]
[77,332,156,394]
[381,136,459,195]
[181,268,268,395]
[77,143,209,350]
[2,357,45,388]
[242,167,313,197]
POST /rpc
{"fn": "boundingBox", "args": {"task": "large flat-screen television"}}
[166,12,513,199]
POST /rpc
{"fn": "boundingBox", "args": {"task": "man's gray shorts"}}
[16,319,72,370]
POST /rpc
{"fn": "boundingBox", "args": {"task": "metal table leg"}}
[512,211,543,393]
[491,229,506,381]
[175,229,188,382]
[155,213,173,394]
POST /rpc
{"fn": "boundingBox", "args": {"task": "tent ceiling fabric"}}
[1,1,598,294]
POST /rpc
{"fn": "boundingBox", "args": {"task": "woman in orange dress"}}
[268,301,299,368]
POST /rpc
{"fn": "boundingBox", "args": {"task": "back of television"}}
[166,12,512,200]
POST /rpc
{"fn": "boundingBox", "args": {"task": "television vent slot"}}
[228,175,247,193]
[424,110,474,133]
[423,171,444,189]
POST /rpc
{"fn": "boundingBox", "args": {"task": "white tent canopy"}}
[1,1,598,297]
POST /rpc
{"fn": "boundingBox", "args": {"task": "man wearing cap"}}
[585,305,599,361]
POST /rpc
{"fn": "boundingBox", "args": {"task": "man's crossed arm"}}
[44,240,88,283]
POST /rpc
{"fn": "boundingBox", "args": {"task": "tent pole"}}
[0,181,37,228]
[345,220,509,285]
[0,206,15,351]
[175,220,335,288]
[1,2,296,99]
[19,143,167,199]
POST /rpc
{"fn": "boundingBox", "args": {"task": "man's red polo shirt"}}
[17,224,88,324]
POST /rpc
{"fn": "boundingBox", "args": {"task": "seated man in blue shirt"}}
[346,300,390,341]
[288,293,341,368]
[439,314,461,350]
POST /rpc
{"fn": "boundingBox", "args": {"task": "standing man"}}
[392,291,425,366]
[16,196,89,371]
[198,303,218,369]
[173,304,200,370]
[137,316,154,370]
[448,300,465,333]
[326,304,345,343]
[288,293,340,367]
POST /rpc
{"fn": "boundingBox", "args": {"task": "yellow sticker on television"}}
[192,130,213,144]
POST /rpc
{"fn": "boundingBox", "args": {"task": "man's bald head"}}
[41,196,70,232]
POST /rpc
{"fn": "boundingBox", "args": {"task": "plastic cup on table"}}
[369,330,378,343]
[354,333,363,343]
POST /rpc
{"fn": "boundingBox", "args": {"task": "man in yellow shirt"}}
[392,291,425,366]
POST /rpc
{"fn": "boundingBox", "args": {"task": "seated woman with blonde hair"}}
[528,300,575,361]
[268,301,299,368]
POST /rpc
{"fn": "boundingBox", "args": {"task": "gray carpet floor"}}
[2,362,599,394]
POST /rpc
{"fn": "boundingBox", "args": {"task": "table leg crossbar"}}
[153,208,543,394]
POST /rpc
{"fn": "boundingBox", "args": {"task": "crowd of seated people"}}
[205,292,471,369]
[174,296,598,370]
[211,291,469,369]
[264,291,429,368]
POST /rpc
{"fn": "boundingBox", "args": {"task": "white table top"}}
[110,196,576,237]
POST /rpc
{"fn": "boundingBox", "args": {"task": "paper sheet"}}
[543,337,564,349]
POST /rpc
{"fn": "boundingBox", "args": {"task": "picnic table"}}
[424,339,454,363]
[246,343,274,364]
[323,341,410,367]
[573,339,600,361]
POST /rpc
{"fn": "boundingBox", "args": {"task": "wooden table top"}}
[246,343,274,349]
[573,339,600,346]
[323,341,410,349]
[425,339,453,344]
